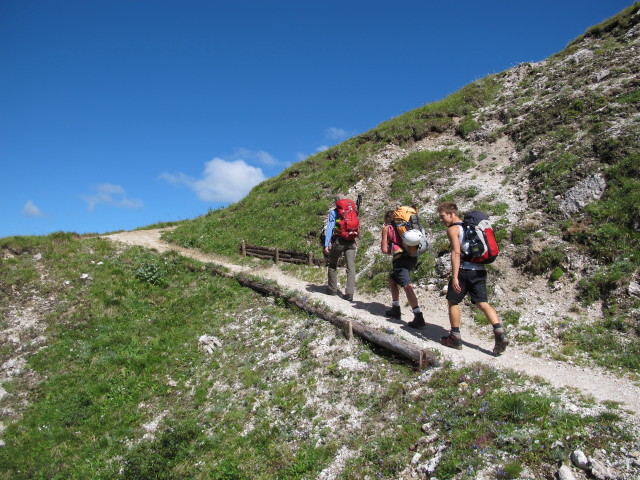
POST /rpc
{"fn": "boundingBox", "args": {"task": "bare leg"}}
[404,284,418,309]
[389,278,400,301]
[448,301,461,328]
[476,302,499,325]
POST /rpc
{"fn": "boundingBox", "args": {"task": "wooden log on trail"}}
[210,266,437,369]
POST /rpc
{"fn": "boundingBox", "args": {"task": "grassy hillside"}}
[0,234,635,479]
[164,4,639,311]
[162,6,640,358]
[161,74,503,256]
[2,4,640,479]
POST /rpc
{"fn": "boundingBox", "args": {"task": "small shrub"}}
[358,254,391,294]
[500,310,521,328]
[523,246,566,276]
[511,223,538,245]
[549,267,564,283]
[457,117,480,138]
[516,325,538,344]
[578,259,636,305]
[493,218,510,244]
[497,461,524,480]
[135,260,167,287]
[412,253,435,283]
[511,226,528,245]
[617,89,640,104]
[470,198,509,216]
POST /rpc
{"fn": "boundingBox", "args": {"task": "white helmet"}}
[403,229,423,246]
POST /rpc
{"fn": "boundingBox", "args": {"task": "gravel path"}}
[104,228,640,421]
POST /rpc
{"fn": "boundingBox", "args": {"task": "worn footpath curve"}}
[103,229,640,421]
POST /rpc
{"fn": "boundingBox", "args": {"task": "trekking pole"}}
[356,193,362,214]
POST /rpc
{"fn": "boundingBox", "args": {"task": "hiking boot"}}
[325,288,337,296]
[385,305,401,319]
[343,293,353,301]
[493,334,510,356]
[440,333,463,350]
[407,312,426,329]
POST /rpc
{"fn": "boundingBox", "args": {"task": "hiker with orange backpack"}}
[380,207,427,329]
[437,201,509,355]
[324,194,359,301]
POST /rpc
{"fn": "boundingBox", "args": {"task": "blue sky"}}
[1,0,635,238]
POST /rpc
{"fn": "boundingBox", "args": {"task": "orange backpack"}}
[392,206,428,257]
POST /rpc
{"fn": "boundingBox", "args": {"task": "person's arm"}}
[381,225,390,254]
[324,210,336,254]
[447,225,462,293]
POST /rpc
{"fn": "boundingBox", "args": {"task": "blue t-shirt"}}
[324,209,337,248]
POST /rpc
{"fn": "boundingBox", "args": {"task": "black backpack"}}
[455,211,499,264]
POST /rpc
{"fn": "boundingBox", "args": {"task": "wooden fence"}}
[240,240,342,266]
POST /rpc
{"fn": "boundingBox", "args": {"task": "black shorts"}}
[389,255,418,288]
[447,269,488,305]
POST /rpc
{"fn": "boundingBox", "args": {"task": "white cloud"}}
[81,184,143,212]
[161,157,266,203]
[231,148,280,166]
[23,200,44,217]
[325,127,349,141]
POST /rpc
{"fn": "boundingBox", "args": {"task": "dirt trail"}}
[104,229,640,421]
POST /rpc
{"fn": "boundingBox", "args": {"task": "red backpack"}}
[334,199,360,241]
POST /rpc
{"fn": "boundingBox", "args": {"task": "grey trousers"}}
[327,238,356,295]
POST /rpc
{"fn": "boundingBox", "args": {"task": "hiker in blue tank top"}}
[437,201,509,356]
[324,194,358,302]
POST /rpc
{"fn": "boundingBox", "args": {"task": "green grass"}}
[0,234,636,479]
[390,148,474,203]
[358,362,632,479]
[5,7,640,477]
[567,2,640,45]
[521,246,566,276]
[162,75,502,259]
[559,316,640,373]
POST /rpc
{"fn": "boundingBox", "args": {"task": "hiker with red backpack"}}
[380,208,426,329]
[324,194,359,301]
[437,201,509,355]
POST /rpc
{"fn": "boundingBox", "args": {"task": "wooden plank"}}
[210,267,438,369]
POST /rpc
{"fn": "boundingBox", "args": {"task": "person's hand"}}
[324,247,330,256]
[452,277,461,293]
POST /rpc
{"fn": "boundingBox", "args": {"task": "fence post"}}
[241,240,246,256]
[274,247,279,264]
[308,252,313,266]
[343,319,353,340]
